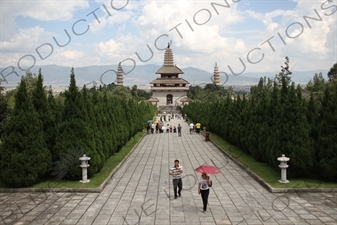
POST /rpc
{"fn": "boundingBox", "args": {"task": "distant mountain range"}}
[0,64,329,87]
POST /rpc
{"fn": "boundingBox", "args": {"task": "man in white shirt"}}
[169,159,183,199]
[189,123,194,134]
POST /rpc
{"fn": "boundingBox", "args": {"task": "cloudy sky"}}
[1,0,336,82]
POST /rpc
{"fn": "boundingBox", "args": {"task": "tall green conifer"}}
[316,84,337,181]
[0,78,52,187]
[53,68,101,179]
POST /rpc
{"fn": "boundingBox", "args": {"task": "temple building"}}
[148,44,190,106]
[117,62,123,86]
[213,62,220,86]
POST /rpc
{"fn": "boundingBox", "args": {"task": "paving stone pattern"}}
[0,117,337,224]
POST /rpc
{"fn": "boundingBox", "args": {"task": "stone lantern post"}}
[79,154,90,183]
[277,154,290,183]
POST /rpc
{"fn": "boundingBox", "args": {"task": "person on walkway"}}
[170,160,183,199]
[198,173,212,212]
[195,122,201,134]
[159,124,163,133]
[189,123,194,134]
[177,124,182,137]
[173,126,177,133]
[146,124,151,134]
[155,123,159,133]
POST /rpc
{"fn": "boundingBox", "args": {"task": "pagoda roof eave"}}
[155,66,184,74]
[150,78,189,84]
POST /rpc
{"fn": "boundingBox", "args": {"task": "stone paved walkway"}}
[1,117,337,225]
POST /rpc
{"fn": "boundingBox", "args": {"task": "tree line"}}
[183,60,337,182]
[0,68,155,187]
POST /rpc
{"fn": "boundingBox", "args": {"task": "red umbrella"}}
[195,164,220,174]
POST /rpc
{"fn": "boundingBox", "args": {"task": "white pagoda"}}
[213,62,220,86]
[117,62,123,86]
[148,44,189,106]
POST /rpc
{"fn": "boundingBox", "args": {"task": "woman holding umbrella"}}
[195,164,220,213]
[198,173,212,212]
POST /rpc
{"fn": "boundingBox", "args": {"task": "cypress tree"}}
[103,92,118,155]
[122,99,133,139]
[269,80,313,178]
[32,69,57,154]
[92,89,110,160]
[53,68,101,179]
[307,91,320,172]
[229,95,241,146]
[246,94,262,160]
[0,86,10,137]
[82,87,105,166]
[223,94,234,140]
[0,78,52,187]
[112,96,128,150]
[238,94,250,152]
[209,100,224,134]
[316,84,337,181]
[260,82,279,164]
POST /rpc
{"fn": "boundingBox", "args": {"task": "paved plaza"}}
[1,116,337,225]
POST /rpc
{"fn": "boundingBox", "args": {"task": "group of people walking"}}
[189,122,201,134]
[147,112,187,136]
[160,113,182,122]
[169,160,212,212]
[147,122,182,136]
[147,119,201,137]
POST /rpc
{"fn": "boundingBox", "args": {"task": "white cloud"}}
[2,0,89,22]
[55,50,85,60]
[0,0,89,40]
[84,35,141,67]
[98,39,122,55]
[227,0,337,73]
[130,0,245,70]
[0,0,90,67]
[1,0,335,81]
[247,9,285,27]
[1,26,45,53]
[277,1,336,70]
[88,10,133,34]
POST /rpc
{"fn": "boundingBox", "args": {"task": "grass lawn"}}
[0,132,144,189]
[209,132,337,189]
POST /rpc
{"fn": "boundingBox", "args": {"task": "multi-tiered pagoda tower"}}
[117,62,123,86]
[149,44,189,106]
[213,62,220,86]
